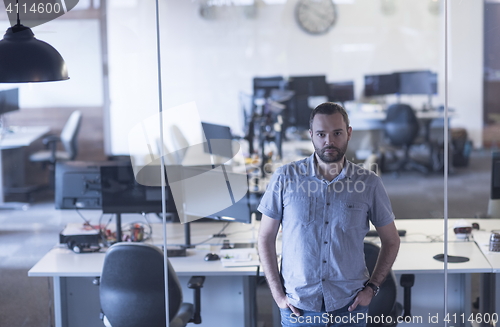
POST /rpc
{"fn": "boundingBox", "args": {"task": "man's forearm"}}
[369,238,400,286]
[258,237,285,303]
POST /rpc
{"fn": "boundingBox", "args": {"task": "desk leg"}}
[480,273,496,327]
[53,276,63,327]
[0,148,29,210]
[496,274,500,324]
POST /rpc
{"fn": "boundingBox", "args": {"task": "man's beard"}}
[315,143,348,163]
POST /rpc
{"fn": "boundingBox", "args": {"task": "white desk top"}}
[473,230,500,272]
[29,218,498,279]
[29,221,259,278]
[0,126,50,149]
[391,241,491,274]
[368,218,500,243]
[28,246,258,278]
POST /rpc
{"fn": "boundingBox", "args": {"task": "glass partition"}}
[10,0,490,325]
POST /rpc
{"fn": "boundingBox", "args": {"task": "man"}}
[258,102,400,327]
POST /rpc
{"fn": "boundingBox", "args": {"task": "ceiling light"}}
[0,2,69,83]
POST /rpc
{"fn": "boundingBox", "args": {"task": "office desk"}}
[0,126,50,209]
[0,126,51,149]
[470,220,500,322]
[366,219,494,327]
[29,222,260,327]
[30,219,495,327]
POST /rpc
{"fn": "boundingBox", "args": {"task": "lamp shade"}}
[0,24,69,83]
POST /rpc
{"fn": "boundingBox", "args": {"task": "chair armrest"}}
[41,135,60,163]
[42,135,60,146]
[187,276,205,324]
[187,276,205,289]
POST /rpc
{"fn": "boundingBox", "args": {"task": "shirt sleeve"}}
[257,167,285,221]
[369,175,395,227]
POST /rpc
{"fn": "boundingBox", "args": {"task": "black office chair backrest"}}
[100,242,183,327]
[384,104,419,147]
[364,242,399,326]
[60,110,82,160]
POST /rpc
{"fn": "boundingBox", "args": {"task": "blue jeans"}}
[279,300,369,327]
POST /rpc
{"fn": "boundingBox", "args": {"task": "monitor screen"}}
[399,70,437,95]
[328,81,355,103]
[253,76,285,98]
[201,122,233,159]
[288,75,328,97]
[289,95,312,129]
[0,88,19,115]
[364,74,399,96]
[166,165,252,224]
[100,163,176,215]
[430,72,438,95]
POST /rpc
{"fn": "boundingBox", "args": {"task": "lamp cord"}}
[16,0,20,26]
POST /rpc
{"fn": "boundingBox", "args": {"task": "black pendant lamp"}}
[0,1,69,83]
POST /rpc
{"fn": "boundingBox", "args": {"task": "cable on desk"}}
[189,222,231,246]
[75,209,110,246]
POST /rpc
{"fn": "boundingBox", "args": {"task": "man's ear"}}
[347,126,352,141]
[309,129,313,139]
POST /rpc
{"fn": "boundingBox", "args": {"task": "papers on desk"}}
[220,248,260,267]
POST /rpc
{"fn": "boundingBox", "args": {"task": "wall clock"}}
[295,0,337,35]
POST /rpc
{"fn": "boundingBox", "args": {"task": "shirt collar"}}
[307,154,353,182]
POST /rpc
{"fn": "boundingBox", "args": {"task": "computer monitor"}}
[327,81,355,103]
[55,161,177,217]
[55,161,106,210]
[288,75,328,97]
[364,73,399,96]
[100,163,176,215]
[166,164,252,224]
[201,122,233,159]
[253,76,285,98]
[290,96,313,129]
[398,70,437,95]
[430,72,438,95]
[0,88,19,115]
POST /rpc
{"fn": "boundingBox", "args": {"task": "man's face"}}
[309,112,352,164]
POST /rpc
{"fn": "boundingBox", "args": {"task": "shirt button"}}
[322,278,326,282]
[327,203,330,205]
[324,241,328,244]
[323,260,327,263]
[325,221,329,224]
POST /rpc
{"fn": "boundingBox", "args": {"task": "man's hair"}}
[309,102,350,130]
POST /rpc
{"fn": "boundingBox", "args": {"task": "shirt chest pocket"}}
[283,196,317,226]
[340,201,368,231]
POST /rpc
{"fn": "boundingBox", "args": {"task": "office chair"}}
[99,242,205,327]
[29,110,82,185]
[364,241,416,326]
[364,242,402,327]
[382,104,429,175]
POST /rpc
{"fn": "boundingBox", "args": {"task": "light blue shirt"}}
[258,155,395,312]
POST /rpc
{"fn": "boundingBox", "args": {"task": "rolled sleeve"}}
[257,167,285,221]
[369,176,395,227]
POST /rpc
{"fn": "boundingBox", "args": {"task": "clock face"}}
[295,0,337,35]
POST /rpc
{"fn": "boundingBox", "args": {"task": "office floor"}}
[0,149,492,327]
